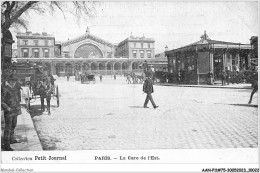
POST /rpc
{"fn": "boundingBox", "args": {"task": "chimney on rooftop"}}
[86,27,90,33]
[130,32,134,38]
[26,31,32,35]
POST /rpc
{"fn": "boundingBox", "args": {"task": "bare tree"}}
[1,1,97,69]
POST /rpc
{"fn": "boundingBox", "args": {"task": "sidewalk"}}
[158,82,252,89]
[1,107,42,151]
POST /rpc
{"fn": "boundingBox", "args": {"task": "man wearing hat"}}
[143,73,159,109]
[1,75,21,151]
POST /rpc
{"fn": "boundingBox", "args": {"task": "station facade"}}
[15,30,155,77]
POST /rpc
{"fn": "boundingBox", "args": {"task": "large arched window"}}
[74,43,103,58]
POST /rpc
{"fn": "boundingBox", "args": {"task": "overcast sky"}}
[11,1,258,53]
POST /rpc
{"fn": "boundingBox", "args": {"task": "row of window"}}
[21,48,50,58]
[118,42,152,52]
[132,42,151,48]
[22,39,51,46]
[132,50,152,58]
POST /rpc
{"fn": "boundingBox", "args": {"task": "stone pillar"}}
[248,53,251,69]
[236,53,240,71]
[210,52,214,78]
[104,65,107,75]
[71,61,75,75]
[51,62,56,75]
[97,63,100,74]
[112,63,114,74]
[223,52,226,70]
[120,63,123,75]
[62,62,66,73]
[128,61,132,71]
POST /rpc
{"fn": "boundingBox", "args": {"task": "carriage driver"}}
[39,78,52,115]
[48,73,55,86]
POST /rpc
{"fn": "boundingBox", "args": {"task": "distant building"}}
[16,31,55,74]
[16,30,156,76]
[165,31,252,84]
[116,35,155,59]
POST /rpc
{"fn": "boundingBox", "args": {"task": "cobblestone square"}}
[31,77,258,150]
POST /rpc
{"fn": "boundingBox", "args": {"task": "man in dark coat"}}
[143,74,159,109]
[66,73,70,81]
[99,74,103,82]
[248,68,258,104]
[225,67,230,85]
[1,76,22,151]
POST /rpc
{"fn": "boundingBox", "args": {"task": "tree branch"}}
[10,1,38,25]
[51,1,66,19]
[10,1,16,10]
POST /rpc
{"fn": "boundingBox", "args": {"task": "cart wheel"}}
[56,86,60,107]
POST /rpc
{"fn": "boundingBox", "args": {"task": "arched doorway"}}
[56,63,64,76]
[107,62,113,75]
[132,62,139,70]
[65,63,73,75]
[114,62,121,75]
[99,63,106,75]
[91,62,98,74]
[82,63,89,72]
[44,62,51,75]
[122,62,128,74]
[122,62,128,70]
[74,63,81,80]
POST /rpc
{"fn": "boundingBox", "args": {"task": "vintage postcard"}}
[1,0,259,172]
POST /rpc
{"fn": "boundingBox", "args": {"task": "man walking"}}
[143,74,159,109]
[99,74,103,82]
[66,73,70,81]
[248,68,258,104]
[1,75,22,151]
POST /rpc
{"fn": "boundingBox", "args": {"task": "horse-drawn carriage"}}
[80,72,96,84]
[12,62,60,110]
[153,71,168,83]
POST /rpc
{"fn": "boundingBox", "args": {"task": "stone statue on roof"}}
[200,30,210,41]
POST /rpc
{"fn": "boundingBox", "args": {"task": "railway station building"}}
[15,29,155,77]
[165,31,252,84]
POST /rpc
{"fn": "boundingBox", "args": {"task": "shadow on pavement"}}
[229,103,258,108]
[1,124,32,151]
[29,105,57,118]
[29,105,44,117]
[129,106,144,109]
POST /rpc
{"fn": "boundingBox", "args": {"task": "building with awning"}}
[165,31,252,84]
[250,36,258,67]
